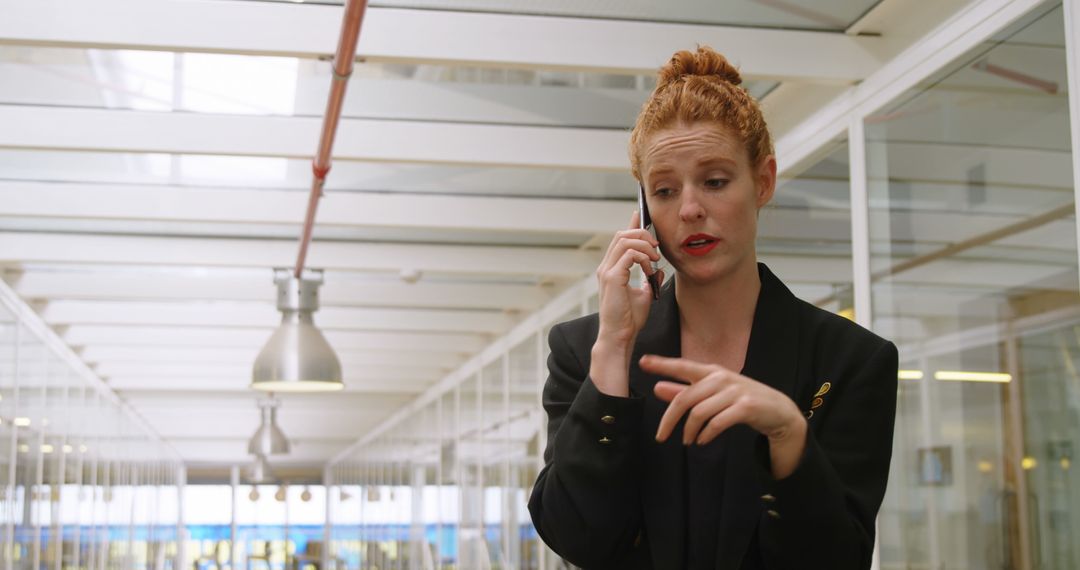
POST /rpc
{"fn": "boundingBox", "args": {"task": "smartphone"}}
[638,184,662,300]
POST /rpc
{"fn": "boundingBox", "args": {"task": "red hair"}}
[629,46,774,180]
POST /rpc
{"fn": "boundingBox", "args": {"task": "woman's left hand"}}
[641,354,806,451]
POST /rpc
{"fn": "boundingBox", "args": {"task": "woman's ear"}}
[756,155,777,209]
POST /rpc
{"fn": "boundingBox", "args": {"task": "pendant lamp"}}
[248,398,290,456]
[247,454,273,484]
[252,269,343,392]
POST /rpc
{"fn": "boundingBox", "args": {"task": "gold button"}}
[761,494,776,503]
[599,436,612,444]
[811,397,824,409]
[766,509,781,519]
[804,410,814,419]
[601,415,615,425]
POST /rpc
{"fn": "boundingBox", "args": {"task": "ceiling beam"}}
[0,106,628,170]
[0,0,884,81]
[0,232,602,276]
[37,300,518,333]
[0,64,647,129]
[80,346,464,369]
[6,269,555,311]
[103,371,436,395]
[59,325,490,352]
[0,180,629,234]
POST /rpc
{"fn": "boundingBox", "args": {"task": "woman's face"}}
[639,121,776,285]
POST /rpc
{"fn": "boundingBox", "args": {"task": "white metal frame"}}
[1065,0,1080,291]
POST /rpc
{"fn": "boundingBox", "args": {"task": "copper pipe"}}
[972,59,1059,95]
[812,202,1075,308]
[295,0,370,278]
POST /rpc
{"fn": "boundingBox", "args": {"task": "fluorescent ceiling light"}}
[934,371,1012,383]
[898,370,924,380]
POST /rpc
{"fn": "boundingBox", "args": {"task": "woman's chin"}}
[672,254,747,285]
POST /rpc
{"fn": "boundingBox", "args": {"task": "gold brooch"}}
[804,382,831,419]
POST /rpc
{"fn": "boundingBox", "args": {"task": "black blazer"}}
[529,263,898,570]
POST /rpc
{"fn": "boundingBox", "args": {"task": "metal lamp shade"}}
[251,269,344,393]
[247,455,273,484]
[248,404,290,455]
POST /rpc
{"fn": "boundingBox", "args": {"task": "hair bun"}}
[657,46,742,87]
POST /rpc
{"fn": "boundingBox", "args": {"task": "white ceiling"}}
[0,0,1074,467]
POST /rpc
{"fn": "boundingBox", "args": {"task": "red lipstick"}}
[680,233,719,256]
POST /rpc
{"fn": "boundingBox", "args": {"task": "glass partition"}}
[868,4,1079,569]
[328,288,589,569]
[0,286,182,570]
[765,137,854,314]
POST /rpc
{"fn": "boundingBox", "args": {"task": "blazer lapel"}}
[630,278,686,570]
[716,263,802,569]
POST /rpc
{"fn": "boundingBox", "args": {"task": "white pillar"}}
[230,466,239,570]
[1064,0,1080,291]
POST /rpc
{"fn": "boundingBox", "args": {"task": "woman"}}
[528,46,898,570]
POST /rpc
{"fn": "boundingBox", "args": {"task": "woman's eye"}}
[705,178,729,189]
[655,187,673,197]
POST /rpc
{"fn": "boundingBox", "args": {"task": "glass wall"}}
[869,3,1079,569]
[765,137,854,314]
[326,285,598,570]
[0,288,182,570]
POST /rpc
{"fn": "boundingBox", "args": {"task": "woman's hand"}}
[595,210,663,347]
[641,354,808,479]
[589,211,663,397]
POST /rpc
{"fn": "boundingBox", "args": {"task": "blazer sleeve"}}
[527,322,646,568]
[754,340,899,570]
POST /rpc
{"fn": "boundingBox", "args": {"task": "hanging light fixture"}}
[247,454,273,484]
[248,397,290,456]
[252,269,343,392]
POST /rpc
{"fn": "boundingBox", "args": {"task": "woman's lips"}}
[680,234,719,256]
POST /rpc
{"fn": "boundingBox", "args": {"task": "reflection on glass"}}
[869,5,1078,569]
[765,139,853,313]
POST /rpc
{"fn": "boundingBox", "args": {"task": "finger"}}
[682,388,737,445]
[628,209,640,231]
[600,234,659,274]
[605,249,652,284]
[655,378,716,442]
[695,405,744,445]
[639,355,719,384]
[653,380,687,403]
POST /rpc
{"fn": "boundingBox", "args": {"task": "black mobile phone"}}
[638,184,662,300]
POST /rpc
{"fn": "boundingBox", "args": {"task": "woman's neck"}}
[675,258,762,351]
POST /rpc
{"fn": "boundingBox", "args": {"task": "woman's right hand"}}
[594,210,664,352]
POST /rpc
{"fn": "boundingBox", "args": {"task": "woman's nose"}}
[679,192,706,221]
